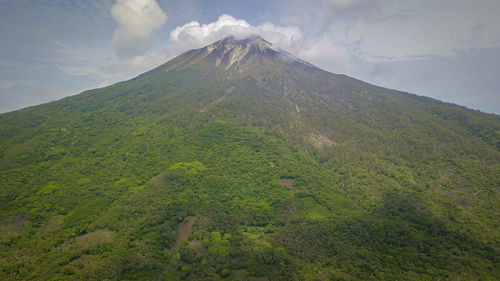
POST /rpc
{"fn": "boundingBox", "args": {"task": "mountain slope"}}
[0,36,499,280]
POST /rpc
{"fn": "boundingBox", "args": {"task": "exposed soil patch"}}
[0,215,25,238]
[280,179,298,196]
[174,216,196,249]
[309,133,333,148]
[280,179,295,187]
[187,240,203,250]
[456,196,471,207]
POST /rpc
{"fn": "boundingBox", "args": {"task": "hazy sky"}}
[1,0,499,114]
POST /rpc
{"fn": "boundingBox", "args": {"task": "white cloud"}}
[111,0,167,57]
[40,0,170,87]
[282,0,500,62]
[319,0,500,61]
[168,14,351,70]
[294,36,352,69]
[169,14,302,52]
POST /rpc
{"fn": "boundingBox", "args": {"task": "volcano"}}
[0,36,499,280]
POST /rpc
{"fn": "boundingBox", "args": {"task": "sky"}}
[1,0,499,114]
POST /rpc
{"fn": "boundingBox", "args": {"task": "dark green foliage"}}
[1,36,499,280]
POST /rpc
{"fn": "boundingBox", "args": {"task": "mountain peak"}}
[160,35,316,75]
[212,35,274,50]
[204,35,280,68]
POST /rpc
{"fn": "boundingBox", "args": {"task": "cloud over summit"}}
[169,14,302,52]
[168,14,351,69]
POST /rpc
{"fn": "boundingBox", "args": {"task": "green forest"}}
[0,37,499,280]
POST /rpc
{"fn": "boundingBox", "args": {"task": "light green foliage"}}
[168,161,207,175]
[76,178,91,185]
[114,178,130,187]
[128,185,146,194]
[36,184,58,195]
[207,231,230,256]
[293,196,329,220]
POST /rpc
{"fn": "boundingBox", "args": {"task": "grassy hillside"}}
[1,37,499,280]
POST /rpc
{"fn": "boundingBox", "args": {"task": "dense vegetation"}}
[1,36,499,280]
